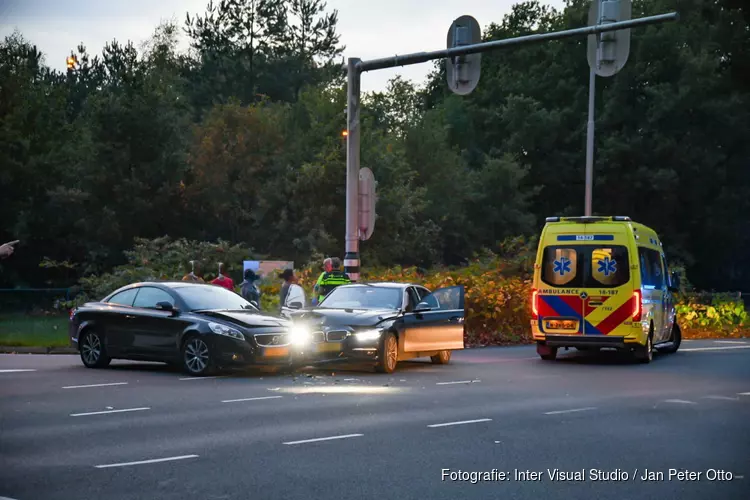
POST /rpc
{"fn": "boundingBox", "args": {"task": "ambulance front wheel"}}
[537,342,558,361]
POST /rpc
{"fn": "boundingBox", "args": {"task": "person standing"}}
[182,260,205,282]
[278,269,297,313]
[312,258,333,305]
[211,262,235,291]
[240,268,261,308]
[316,257,351,303]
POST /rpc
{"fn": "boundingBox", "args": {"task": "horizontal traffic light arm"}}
[353,12,677,73]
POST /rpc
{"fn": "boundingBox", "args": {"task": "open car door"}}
[401,285,465,353]
[280,284,306,319]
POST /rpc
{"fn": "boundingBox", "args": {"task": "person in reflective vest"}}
[316,257,351,303]
[312,258,333,306]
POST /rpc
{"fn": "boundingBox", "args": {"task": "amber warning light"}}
[341,130,349,137]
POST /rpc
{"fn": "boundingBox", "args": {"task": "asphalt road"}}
[1,339,749,500]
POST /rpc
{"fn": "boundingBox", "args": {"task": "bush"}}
[676,293,748,338]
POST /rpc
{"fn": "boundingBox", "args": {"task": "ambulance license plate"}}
[545,320,578,331]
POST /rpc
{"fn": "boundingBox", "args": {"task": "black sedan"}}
[69,281,306,376]
[288,282,466,374]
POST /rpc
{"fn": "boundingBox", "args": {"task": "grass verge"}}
[0,313,69,347]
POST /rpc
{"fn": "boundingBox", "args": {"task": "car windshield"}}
[319,286,402,310]
[175,285,256,311]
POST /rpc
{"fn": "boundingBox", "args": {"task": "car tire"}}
[657,322,681,354]
[537,343,557,361]
[80,329,111,368]
[431,350,451,364]
[634,330,654,364]
[375,331,398,374]
[181,335,215,376]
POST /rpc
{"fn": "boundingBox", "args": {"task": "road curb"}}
[0,346,77,354]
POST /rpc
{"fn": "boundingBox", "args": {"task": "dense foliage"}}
[1,0,748,298]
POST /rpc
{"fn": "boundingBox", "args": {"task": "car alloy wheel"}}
[82,332,101,365]
[385,334,398,372]
[184,337,210,375]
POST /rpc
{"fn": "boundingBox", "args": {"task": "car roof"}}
[343,282,421,289]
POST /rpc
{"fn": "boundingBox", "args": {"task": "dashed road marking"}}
[703,395,739,401]
[0,369,37,373]
[221,396,283,403]
[427,418,492,428]
[63,382,128,389]
[664,399,697,405]
[283,434,363,445]
[544,407,597,415]
[179,376,226,381]
[95,454,199,469]
[682,346,750,352]
[713,340,747,345]
[738,392,750,396]
[71,407,150,417]
[436,380,481,385]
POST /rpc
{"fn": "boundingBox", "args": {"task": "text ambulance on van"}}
[530,216,682,364]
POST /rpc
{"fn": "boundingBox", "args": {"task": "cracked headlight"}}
[208,322,245,340]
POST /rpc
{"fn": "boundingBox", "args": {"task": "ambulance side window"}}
[638,248,665,290]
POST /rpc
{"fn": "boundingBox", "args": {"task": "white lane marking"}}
[738,392,750,396]
[714,340,748,344]
[63,382,128,389]
[0,496,22,500]
[427,418,493,428]
[221,396,283,403]
[95,454,199,469]
[664,399,697,405]
[544,407,597,415]
[703,395,739,401]
[682,346,750,352]
[435,380,481,385]
[178,376,226,381]
[70,407,150,417]
[283,434,363,445]
[0,369,37,373]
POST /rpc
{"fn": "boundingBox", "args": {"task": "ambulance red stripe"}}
[594,296,635,335]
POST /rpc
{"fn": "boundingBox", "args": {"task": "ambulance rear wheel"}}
[537,343,558,361]
[634,331,654,364]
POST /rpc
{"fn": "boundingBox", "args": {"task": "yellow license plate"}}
[263,346,290,358]
[545,320,578,331]
[318,342,342,353]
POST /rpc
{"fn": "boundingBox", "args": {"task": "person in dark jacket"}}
[240,268,261,308]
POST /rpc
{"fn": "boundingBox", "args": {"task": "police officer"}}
[316,257,351,303]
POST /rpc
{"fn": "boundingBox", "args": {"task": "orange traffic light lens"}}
[342,130,349,137]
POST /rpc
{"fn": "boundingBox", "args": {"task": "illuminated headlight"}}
[354,329,382,341]
[289,325,311,346]
[208,322,244,340]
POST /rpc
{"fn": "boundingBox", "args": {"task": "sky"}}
[0,0,565,93]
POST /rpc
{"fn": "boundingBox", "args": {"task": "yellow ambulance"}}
[531,216,681,363]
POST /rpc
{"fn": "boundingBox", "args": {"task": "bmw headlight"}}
[288,325,311,346]
[354,329,383,342]
[208,322,245,340]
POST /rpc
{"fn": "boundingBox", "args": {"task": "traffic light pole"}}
[585,67,596,217]
[344,11,678,281]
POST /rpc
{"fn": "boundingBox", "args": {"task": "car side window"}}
[132,287,175,309]
[416,287,431,301]
[405,287,420,312]
[106,288,139,307]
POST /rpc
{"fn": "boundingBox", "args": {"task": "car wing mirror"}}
[414,301,432,313]
[156,301,177,315]
[288,301,302,309]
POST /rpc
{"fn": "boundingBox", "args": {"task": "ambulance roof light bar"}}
[545,216,631,223]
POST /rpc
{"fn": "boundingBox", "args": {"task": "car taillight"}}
[632,290,642,321]
[531,289,539,319]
